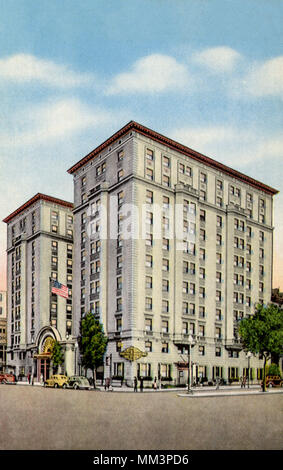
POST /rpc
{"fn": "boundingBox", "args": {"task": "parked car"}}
[0,373,16,384]
[263,375,283,388]
[44,374,68,388]
[68,375,91,390]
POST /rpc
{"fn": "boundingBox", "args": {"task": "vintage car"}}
[263,375,283,388]
[44,374,68,388]
[67,375,91,390]
[0,373,16,384]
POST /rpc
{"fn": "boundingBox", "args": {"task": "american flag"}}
[51,280,69,299]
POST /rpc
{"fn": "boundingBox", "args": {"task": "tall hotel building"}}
[3,193,75,380]
[68,121,278,385]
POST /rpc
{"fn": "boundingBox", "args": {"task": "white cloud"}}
[242,56,283,98]
[106,54,192,95]
[0,54,93,87]
[0,99,119,148]
[170,125,283,167]
[192,46,242,73]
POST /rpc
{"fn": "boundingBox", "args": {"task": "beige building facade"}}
[69,121,278,386]
[4,193,76,380]
[0,291,7,372]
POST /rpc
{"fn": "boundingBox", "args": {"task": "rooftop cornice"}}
[67,120,279,196]
[3,193,73,224]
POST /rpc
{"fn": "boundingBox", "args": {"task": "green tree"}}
[51,340,64,374]
[238,303,283,392]
[79,312,108,387]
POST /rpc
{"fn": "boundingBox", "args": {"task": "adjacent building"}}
[3,193,76,381]
[68,121,278,386]
[0,291,7,372]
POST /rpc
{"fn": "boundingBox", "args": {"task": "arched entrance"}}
[34,336,55,382]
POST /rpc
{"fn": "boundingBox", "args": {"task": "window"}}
[162,175,170,187]
[117,276,123,290]
[162,259,169,271]
[199,190,206,201]
[146,168,154,180]
[190,283,195,295]
[179,163,185,174]
[216,253,222,265]
[217,215,223,227]
[162,238,169,251]
[259,248,264,259]
[146,190,153,204]
[199,268,205,279]
[216,327,222,339]
[200,209,206,222]
[163,196,170,210]
[216,180,223,190]
[200,229,206,241]
[215,347,221,357]
[183,302,189,314]
[145,318,152,331]
[145,233,153,246]
[199,325,205,337]
[116,316,122,330]
[161,342,169,353]
[146,255,153,268]
[186,166,192,177]
[163,156,170,168]
[145,297,152,311]
[118,169,124,182]
[216,234,222,246]
[259,231,264,242]
[189,303,195,315]
[200,172,207,183]
[216,290,221,302]
[118,150,124,161]
[199,306,205,318]
[162,279,169,292]
[145,341,152,353]
[216,272,222,283]
[161,320,169,333]
[216,309,222,321]
[146,276,153,289]
[117,256,123,269]
[216,197,223,207]
[146,148,154,160]
[182,322,188,335]
[199,287,205,298]
[118,191,124,206]
[199,248,205,261]
[162,300,169,313]
[183,281,189,294]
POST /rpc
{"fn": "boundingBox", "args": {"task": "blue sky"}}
[0,0,282,289]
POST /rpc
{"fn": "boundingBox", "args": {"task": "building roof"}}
[3,193,73,224]
[67,120,278,196]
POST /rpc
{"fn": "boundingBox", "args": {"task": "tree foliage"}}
[51,340,64,373]
[238,303,283,391]
[79,312,108,386]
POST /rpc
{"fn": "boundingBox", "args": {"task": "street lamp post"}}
[247,351,252,388]
[187,334,194,394]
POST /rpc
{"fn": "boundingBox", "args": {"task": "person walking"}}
[140,376,144,392]
[153,377,158,391]
[134,376,138,392]
[243,376,247,388]
[216,377,220,390]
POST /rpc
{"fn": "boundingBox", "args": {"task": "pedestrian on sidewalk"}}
[216,377,220,390]
[140,376,144,392]
[134,376,138,392]
[243,376,247,388]
[153,377,158,391]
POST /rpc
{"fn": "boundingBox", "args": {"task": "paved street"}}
[0,385,282,450]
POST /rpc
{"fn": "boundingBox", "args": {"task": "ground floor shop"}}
[100,338,266,387]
